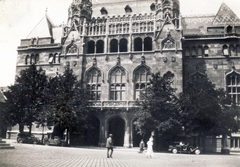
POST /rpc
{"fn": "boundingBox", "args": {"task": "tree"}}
[4,64,49,134]
[179,75,238,152]
[47,66,90,144]
[134,72,182,140]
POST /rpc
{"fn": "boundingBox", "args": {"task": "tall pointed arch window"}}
[110,67,126,100]
[226,71,240,104]
[134,66,151,100]
[86,67,102,100]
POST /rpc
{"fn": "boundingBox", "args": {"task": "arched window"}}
[223,45,229,56]
[134,37,142,51]
[185,47,190,57]
[124,5,132,13]
[86,67,102,100]
[35,54,39,64]
[134,66,151,100]
[237,45,240,56]
[100,7,108,15]
[25,55,30,65]
[96,40,104,53]
[197,46,203,57]
[48,53,55,64]
[119,38,128,52]
[144,37,152,51]
[110,39,118,52]
[191,46,197,57]
[204,46,209,57]
[88,41,95,54]
[226,71,240,104]
[110,67,126,100]
[229,44,235,56]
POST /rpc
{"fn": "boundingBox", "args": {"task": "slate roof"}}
[27,15,53,38]
[182,3,240,37]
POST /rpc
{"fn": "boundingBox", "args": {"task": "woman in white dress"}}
[146,137,153,158]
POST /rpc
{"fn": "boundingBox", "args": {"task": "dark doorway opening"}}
[108,117,125,146]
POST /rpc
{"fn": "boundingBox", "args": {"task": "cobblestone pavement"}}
[0,142,240,167]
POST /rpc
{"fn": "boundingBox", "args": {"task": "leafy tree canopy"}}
[47,66,90,133]
[134,71,182,136]
[179,76,238,137]
[4,64,48,133]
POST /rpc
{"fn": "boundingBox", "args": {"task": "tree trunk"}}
[29,124,32,134]
[200,135,206,153]
[19,124,24,133]
[221,133,230,154]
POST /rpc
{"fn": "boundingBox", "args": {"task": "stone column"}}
[98,114,107,147]
[123,118,132,147]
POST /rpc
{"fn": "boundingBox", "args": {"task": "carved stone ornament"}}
[116,55,121,65]
[213,64,218,69]
[93,56,97,66]
[161,29,175,50]
[163,57,168,63]
[73,61,77,67]
[171,57,176,62]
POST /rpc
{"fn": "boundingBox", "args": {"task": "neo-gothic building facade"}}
[12,0,240,152]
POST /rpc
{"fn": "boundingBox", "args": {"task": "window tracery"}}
[226,70,240,104]
[86,67,102,100]
[133,65,151,100]
[109,67,126,101]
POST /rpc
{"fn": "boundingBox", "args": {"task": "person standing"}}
[139,139,145,153]
[146,137,153,158]
[106,134,113,158]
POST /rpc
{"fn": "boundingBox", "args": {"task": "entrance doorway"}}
[108,116,125,146]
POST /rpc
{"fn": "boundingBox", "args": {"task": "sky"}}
[0,0,240,87]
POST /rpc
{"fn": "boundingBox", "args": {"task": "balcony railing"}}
[88,100,140,109]
[18,43,61,50]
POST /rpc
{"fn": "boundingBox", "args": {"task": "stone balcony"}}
[88,100,140,110]
[17,43,61,50]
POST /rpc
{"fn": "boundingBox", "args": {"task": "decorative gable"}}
[212,3,240,26]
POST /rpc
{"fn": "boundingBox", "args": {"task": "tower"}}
[67,0,93,27]
[155,0,180,27]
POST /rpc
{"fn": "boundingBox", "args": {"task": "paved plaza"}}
[0,140,240,167]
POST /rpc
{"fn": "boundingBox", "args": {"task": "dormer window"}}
[100,7,108,15]
[226,25,233,34]
[150,3,156,11]
[125,5,132,13]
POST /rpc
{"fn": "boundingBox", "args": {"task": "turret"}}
[67,0,92,27]
[155,0,180,21]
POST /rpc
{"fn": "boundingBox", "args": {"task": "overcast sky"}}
[0,0,240,87]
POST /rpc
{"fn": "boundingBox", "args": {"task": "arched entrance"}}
[84,116,100,146]
[108,116,125,146]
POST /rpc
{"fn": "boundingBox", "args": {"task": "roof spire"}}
[45,7,48,16]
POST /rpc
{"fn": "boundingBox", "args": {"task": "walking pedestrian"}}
[139,139,145,153]
[106,134,113,158]
[146,137,153,158]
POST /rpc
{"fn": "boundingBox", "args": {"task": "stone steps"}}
[0,138,15,149]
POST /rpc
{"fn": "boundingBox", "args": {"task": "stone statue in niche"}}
[68,45,77,53]
[162,29,175,50]
[164,39,174,49]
